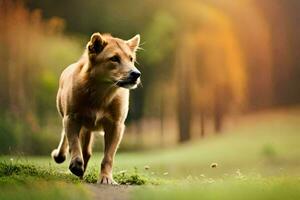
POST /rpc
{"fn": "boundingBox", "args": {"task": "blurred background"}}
[0,0,299,155]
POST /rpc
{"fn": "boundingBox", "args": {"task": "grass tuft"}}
[0,160,160,185]
[84,166,162,185]
[114,170,147,185]
[0,160,78,184]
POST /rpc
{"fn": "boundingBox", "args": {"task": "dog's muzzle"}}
[117,70,141,89]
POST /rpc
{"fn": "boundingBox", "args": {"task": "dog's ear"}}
[126,34,140,52]
[87,33,107,55]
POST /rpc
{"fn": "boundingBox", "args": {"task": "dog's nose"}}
[130,70,141,79]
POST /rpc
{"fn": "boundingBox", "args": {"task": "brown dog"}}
[51,33,141,184]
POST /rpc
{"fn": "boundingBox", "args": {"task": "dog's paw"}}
[97,175,118,185]
[51,149,66,164]
[69,157,84,177]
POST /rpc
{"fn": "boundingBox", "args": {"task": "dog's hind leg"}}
[51,128,68,164]
[61,116,84,177]
[80,128,93,173]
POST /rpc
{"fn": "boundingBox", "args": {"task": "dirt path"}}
[86,184,134,200]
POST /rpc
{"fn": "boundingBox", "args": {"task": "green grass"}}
[0,159,153,185]
[0,182,90,200]
[0,160,92,200]
[1,108,300,199]
[133,177,300,200]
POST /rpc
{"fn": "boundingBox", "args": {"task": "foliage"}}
[1,0,300,154]
[0,0,82,154]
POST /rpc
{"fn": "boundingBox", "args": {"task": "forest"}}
[1,1,300,200]
[0,0,300,153]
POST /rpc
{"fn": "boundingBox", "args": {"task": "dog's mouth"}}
[116,78,140,89]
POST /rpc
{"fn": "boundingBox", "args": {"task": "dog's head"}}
[86,33,141,89]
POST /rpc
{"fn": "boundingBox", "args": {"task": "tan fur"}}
[51,33,141,184]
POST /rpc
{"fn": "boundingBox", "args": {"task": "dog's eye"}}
[129,56,133,62]
[109,55,120,63]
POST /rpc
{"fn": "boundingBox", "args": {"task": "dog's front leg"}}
[64,115,84,177]
[99,120,125,184]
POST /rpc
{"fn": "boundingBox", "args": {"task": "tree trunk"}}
[213,87,224,133]
[160,92,164,147]
[200,112,205,137]
[177,76,191,143]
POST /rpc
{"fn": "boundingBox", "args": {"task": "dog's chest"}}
[74,87,127,130]
[79,98,116,131]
